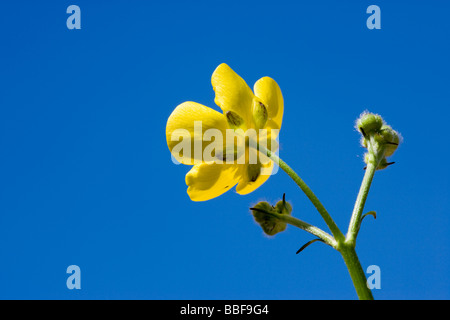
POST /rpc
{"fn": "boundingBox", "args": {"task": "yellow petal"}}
[253,77,284,131]
[186,163,241,201]
[235,161,274,195]
[211,63,254,127]
[166,101,228,165]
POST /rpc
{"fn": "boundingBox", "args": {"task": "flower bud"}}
[356,112,383,136]
[251,195,292,236]
[379,125,401,157]
[357,112,402,169]
[274,197,293,216]
[252,99,268,129]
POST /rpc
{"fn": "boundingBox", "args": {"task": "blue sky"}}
[0,1,449,299]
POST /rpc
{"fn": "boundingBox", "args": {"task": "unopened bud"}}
[356,112,383,136]
[251,194,292,236]
[274,195,293,216]
[357,112,402,168]
[379,125,401,157]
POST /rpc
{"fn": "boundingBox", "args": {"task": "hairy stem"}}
[266,210,337,248]
[346,155,379,246]
[340,245,374,300]
[263,147,345,243]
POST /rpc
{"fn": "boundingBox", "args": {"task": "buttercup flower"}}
[166,63,284,201]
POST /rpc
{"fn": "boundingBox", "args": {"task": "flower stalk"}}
[260,209,337,248]
[346,160,378,246]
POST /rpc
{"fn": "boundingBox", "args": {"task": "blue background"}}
[0,0,449,299]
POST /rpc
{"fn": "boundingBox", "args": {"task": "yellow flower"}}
[166,63,284,201]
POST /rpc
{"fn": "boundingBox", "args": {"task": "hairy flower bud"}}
[356,112,383,136]
[357,112,402,169]
[274,197,293,216]
[379,125,401,157]
[251,194,292,236]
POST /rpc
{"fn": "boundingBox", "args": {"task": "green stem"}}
[263,148,345,243]
[340,245,374,300]
[346,160,377,246]
[267,211,337,248]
